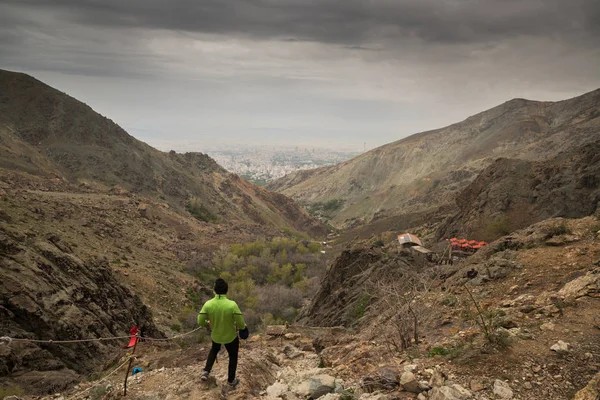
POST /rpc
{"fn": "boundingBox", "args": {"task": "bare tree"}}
[366,263,437,352]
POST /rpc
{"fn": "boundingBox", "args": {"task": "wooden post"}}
[123,334,139,396]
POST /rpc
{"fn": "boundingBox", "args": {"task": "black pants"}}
[204,337,239,383]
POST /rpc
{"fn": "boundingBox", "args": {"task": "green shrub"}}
[186,199,217,223]
[323,199,344,212]
[90,385,108,400]
[307,242,321,253]
[441,295,458,307]
[170,323,182,332]
[545,221,572,238]
[487,330,512,349]
[428,346,451,357]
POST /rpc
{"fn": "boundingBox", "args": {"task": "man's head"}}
[214,278,228,295]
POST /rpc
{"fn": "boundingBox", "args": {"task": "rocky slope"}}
[437,138,600,241]
[297,216,600,400]
[22,212,600,400]
[0,69,326,238]
[0,226,159,394]
[269,89,600,229]
[0,69,326,393]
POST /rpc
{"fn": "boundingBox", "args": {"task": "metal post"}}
[123,334,139,396]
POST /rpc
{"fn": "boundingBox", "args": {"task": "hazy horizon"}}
[2,0,599,151]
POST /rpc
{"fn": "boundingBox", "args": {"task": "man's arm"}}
[233,302,246,330]
[197,303,209,327]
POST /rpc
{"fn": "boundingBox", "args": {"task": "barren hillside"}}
[0,69,326,238]
[269,90,600,229]
[437,138,600,241]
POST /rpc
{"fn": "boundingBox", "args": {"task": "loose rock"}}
[550,340,570,353]
[428,384,472,400]
[429,369,445,388]
[308,374,337,399]
[493,380,513,399]
[400,371,423,393]
[267,381,289,398]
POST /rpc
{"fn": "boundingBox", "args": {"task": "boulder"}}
[403,365,418,373]
[469,380,485,392]
[308,374,337,399]
[266,381,289,398]
[551,341,570,353]
[493,380,513,399]
[429,369,445,388]
[362,367,399,392]
[428,384,472,400]
[283,345,303,359]
[540,322,556,331]
[400,371,423,393]
[285,333,302,340]
[379,366,399,385]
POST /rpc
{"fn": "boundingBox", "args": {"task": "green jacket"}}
[197,295,246,344]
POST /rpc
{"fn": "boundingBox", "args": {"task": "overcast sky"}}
[1,0,599,152]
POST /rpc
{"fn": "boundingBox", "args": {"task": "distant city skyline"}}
[1,0,599,151]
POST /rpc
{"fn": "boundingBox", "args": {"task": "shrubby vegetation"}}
[306,198,345,220]
[186,237,326,330]
[186,198,218,223]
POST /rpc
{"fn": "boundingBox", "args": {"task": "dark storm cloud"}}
[1,0,599,151]
[2,0,599,46]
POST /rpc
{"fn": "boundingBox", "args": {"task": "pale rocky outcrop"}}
[572,372,600,400]
[558,272,600,300]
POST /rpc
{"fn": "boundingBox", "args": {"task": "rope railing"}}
[64,355,132,400]
[0,326,204,346]
[0,335,132,344]
[139,326,203,341]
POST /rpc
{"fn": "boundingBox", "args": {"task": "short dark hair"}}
[214,278,228,295]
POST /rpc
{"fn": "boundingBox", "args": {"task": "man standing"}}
[197,278,247,387]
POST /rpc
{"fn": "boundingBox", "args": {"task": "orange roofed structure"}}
[448,237,488,251]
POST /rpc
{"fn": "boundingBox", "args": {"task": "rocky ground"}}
[2,216,597,400]
[5,320,597,400]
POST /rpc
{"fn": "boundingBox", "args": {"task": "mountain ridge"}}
[268,88,600,230]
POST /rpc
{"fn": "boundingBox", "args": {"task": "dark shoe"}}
[201,370,209,381]
[228,378,239,388]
